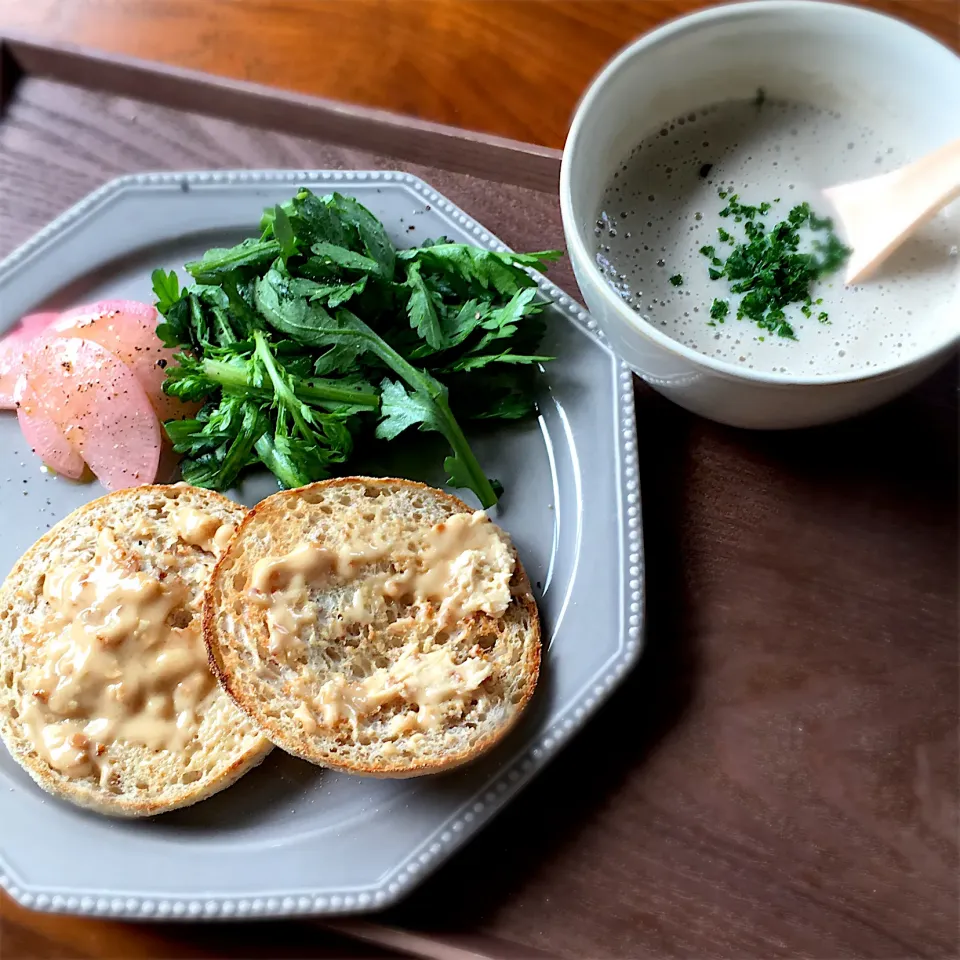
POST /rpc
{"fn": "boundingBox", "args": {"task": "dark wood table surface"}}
[0,0,958,148]
[0,2,957,958]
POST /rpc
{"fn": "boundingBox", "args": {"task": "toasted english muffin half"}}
[204,478,540,777]
[0,485,272,817]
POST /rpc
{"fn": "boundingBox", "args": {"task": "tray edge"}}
[0,32,562,194]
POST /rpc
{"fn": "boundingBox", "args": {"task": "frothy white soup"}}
[595,98,959,377]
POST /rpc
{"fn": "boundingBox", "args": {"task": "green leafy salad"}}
[151,189,561,508]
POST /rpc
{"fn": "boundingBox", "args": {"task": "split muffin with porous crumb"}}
[204,477,541,776]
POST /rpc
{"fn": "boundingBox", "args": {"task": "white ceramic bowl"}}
[560,0,960,429]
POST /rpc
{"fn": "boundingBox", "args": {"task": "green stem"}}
[253,331,315,441]
[434,395,499,509]
[201,358,379,409]
[334,311,498,507]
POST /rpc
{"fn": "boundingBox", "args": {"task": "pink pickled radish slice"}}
[51,299,197,423]
[22,337,161,490]
[57,299,156,326]
[0,327,35,409]
[18,312,60,337]
[13,375,86,479]
[0,312,60,408]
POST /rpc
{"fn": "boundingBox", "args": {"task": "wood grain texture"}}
[0,35,563,193]
[0,0,957,148]
[0,74,956,960]
[0,898,402,960]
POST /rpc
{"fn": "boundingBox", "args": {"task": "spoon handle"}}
[825,137,960,284]
[889,137,960,228]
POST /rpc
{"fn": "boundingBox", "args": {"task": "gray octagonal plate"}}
[0,171,643,919]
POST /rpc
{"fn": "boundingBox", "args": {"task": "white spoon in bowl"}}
[823,136,960,285]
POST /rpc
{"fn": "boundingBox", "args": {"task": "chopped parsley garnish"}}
[809,211,834,231]
[710,299,729,321]
[695,187,851,339]
[669,274,684,286]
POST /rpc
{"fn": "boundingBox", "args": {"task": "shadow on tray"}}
[379,360,958,927]
[381,379,701,927]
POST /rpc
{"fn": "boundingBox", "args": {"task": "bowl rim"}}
[559,0,960,388]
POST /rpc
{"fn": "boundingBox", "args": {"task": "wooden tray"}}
[0,34,957,960]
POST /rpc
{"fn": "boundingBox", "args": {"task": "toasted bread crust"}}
[205,477,541,777]
[0,485,272,817]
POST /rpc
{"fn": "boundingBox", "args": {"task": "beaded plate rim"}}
[0,169,643,918]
